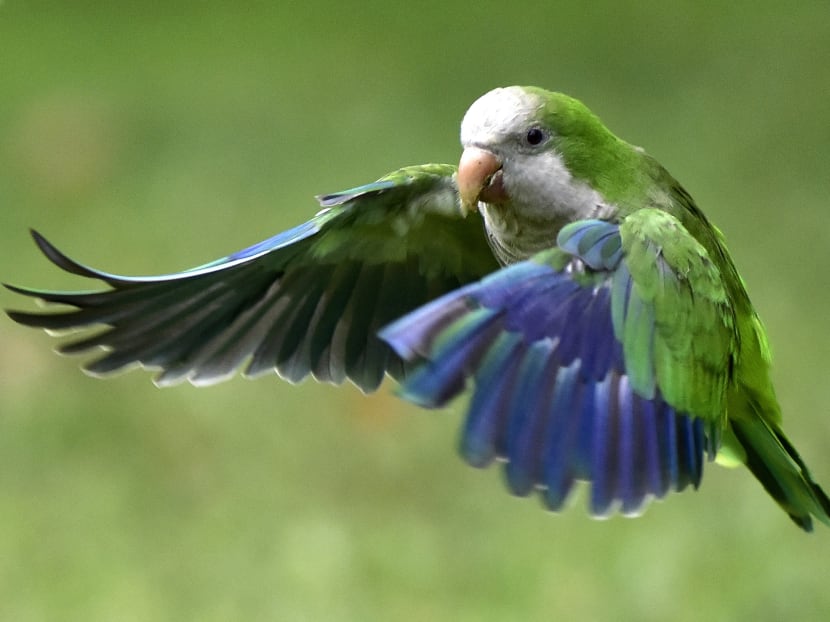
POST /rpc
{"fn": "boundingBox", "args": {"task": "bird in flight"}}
[7,86,830,530]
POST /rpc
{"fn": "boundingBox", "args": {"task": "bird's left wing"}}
[5,164,499,392]
[381,210,737,516]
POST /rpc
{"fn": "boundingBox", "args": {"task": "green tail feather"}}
[730,417,830,532]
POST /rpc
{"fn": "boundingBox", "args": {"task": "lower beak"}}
[457,147,505,215]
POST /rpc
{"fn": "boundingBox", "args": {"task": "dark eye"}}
[525,127,547,146]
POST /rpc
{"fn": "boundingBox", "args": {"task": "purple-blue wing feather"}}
[381,219,709,516]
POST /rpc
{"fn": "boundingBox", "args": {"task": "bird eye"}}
[525,127,547,146]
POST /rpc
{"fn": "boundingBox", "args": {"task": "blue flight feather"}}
[504,340,558,496]
[617,375,640,514]
[540,361,582,510]
[397,308,500,408]
[378,283,478,360]
[460,332,524,467]
[590,373,617,516]
[381,220,711,517]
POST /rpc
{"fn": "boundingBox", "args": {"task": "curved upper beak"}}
[457,147,506,215]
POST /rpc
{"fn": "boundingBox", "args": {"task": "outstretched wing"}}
[5,164,499,393]
[381,210,738,516]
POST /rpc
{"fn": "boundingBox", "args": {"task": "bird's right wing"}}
[5,164,499,392]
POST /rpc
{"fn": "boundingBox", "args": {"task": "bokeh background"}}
[2,2,829,620]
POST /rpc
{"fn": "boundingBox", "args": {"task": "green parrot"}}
[6,86,829,530]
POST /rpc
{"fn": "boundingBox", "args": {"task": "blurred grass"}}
[1,1,829,620]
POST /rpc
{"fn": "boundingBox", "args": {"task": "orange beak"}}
[457,147,506,215]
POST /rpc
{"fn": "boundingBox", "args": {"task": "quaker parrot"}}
[6,86,829,531]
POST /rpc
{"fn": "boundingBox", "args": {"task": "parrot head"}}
[457,86,620,263]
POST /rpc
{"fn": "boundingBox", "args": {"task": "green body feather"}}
[527,89,829,528]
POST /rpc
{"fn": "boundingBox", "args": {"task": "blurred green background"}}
[2,2,829,620]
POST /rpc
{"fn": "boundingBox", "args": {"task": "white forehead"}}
[460,86,544,147]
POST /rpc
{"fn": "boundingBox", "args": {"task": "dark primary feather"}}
[381,220,711,517]
[5,164,498,393]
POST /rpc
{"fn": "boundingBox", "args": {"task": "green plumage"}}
[619,209,734,422]
[7,165,498,393]
[5,86,828,530]
[534,91,829,528]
